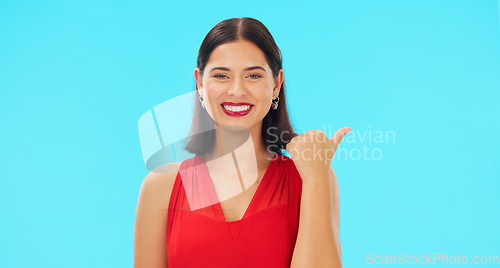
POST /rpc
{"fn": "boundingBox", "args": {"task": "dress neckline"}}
[199,153,279,223]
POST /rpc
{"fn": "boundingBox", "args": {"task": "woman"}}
[134,17,350,268]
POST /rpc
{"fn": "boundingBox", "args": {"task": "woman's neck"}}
[204,123,275,167]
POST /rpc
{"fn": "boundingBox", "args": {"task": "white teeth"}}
[223,105,251,112]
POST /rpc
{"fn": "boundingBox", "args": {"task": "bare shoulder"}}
[133,162,180,268]
[139,162,181,209]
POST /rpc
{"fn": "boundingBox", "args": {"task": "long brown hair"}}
[184,17,297,156]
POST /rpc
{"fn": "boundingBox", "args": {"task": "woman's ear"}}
[194,67,203,95]
[273,69,284,97]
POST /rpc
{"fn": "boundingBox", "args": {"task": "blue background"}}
[1,0,499,267]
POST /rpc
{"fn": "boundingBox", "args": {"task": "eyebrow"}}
[209,66,266,72]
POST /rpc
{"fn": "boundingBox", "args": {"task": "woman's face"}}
[195,39,283,133]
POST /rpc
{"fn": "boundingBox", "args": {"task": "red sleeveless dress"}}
[166,154,303,267]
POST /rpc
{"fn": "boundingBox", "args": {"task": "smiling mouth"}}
[220,104,254,117]
[221,104,253,112]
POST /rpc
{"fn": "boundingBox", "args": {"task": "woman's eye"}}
[213,74,261,79]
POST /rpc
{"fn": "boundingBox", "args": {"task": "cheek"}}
[249,80,273,94]
[204,82,227,97]
[253,87,273,102]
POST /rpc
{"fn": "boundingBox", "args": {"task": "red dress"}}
[166,153,303,267]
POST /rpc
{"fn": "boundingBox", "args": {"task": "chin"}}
[217,124,251,133]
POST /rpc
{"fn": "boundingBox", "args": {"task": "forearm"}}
[290,171,342,268]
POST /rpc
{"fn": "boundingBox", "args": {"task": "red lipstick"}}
[220,102,253,117]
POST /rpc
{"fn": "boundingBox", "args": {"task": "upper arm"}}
[133,165,178,268]
[329,166,341,256]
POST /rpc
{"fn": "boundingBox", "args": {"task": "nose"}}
[226,77,247,97]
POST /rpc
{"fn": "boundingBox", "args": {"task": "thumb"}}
[330,126,352,146]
